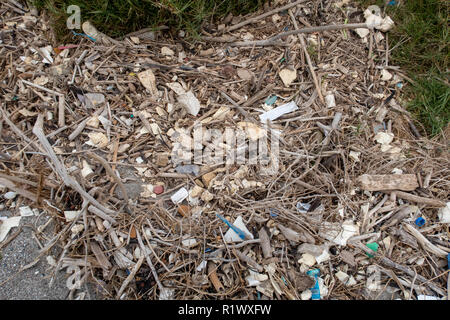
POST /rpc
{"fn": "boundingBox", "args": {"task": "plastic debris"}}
[296,202,311,214]
[306,269,321,300]
[170,187,189,204]
[415,217,426,227]
[437,202,450,224]
[259,101,298,122]
[19,206,34,217]
[0,216,21,242]
[319,220,359,246]
[4,191,17,200]
[366,242,379,258]
[265,95,277,106]
[222,215,254,243]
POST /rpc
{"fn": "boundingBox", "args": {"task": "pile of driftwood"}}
[0,0,448,300]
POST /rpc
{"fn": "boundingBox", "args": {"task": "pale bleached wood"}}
[32,114,117,218]
[357,174,419,191]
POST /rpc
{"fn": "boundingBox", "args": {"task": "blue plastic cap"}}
[415,217,426,227]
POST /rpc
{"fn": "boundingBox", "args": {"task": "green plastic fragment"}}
[366,242,379,258]
[265,95,277,105]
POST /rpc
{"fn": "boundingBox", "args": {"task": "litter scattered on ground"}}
[0,0,448,300]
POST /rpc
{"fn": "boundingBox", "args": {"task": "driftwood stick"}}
[0,108,42,152]
[387,190,446,207]
[220,90,253,122]
[403,223,449,258]
[136,228,166,296]
[233,248,264,272]
[354,241,446,296]
[0,177,38,202]
[228,23,375,47]
[68,118,89,141]
[21,79,63,96]
[87,205,117,224]
[116,255,145,298]
[58,95,65,127]
[226,0,309,33]
[32,114,116,216]
[288,9,324,104]
[87,152,129,204]
[358,174,419,192]
[258,227,273,259]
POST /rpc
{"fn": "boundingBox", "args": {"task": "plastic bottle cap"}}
[415,217,426,227]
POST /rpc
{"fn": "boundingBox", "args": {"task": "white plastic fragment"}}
[320,220,359,246]
[381,69,393,81]
[64,210,80,222]
[259,101,298,122]
[355,28,370,38]
[223,216,254,243]
[170,187,189,204]
[166,82,201,116]
[349,151,361,162]
[437,202,450,224]
[301,290,312,300]
[325,93,336,108]
[81,160,94,178]
[196,260,207,272]
[39,46,53,64]
[181,238,197,247]
[178,91,201,116]
[0,216,21,242]
[159,288,175,300]
[246,270,268,287]
[374,131,394,145]
[46,255,57,267]
[19,206,34,217]
[4,191,17,200]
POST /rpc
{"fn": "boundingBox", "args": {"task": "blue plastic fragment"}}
[396,82,403,88]
[265,95,277,106]
[387,0,397,6]
[269,208,279,218]
[216,213,246,240]
[415,217,426,227]
[307,269,321,300]
[205,248,212,253]
[72,30,96,42]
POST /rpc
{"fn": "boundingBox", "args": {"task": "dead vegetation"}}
[0,0,449,300]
